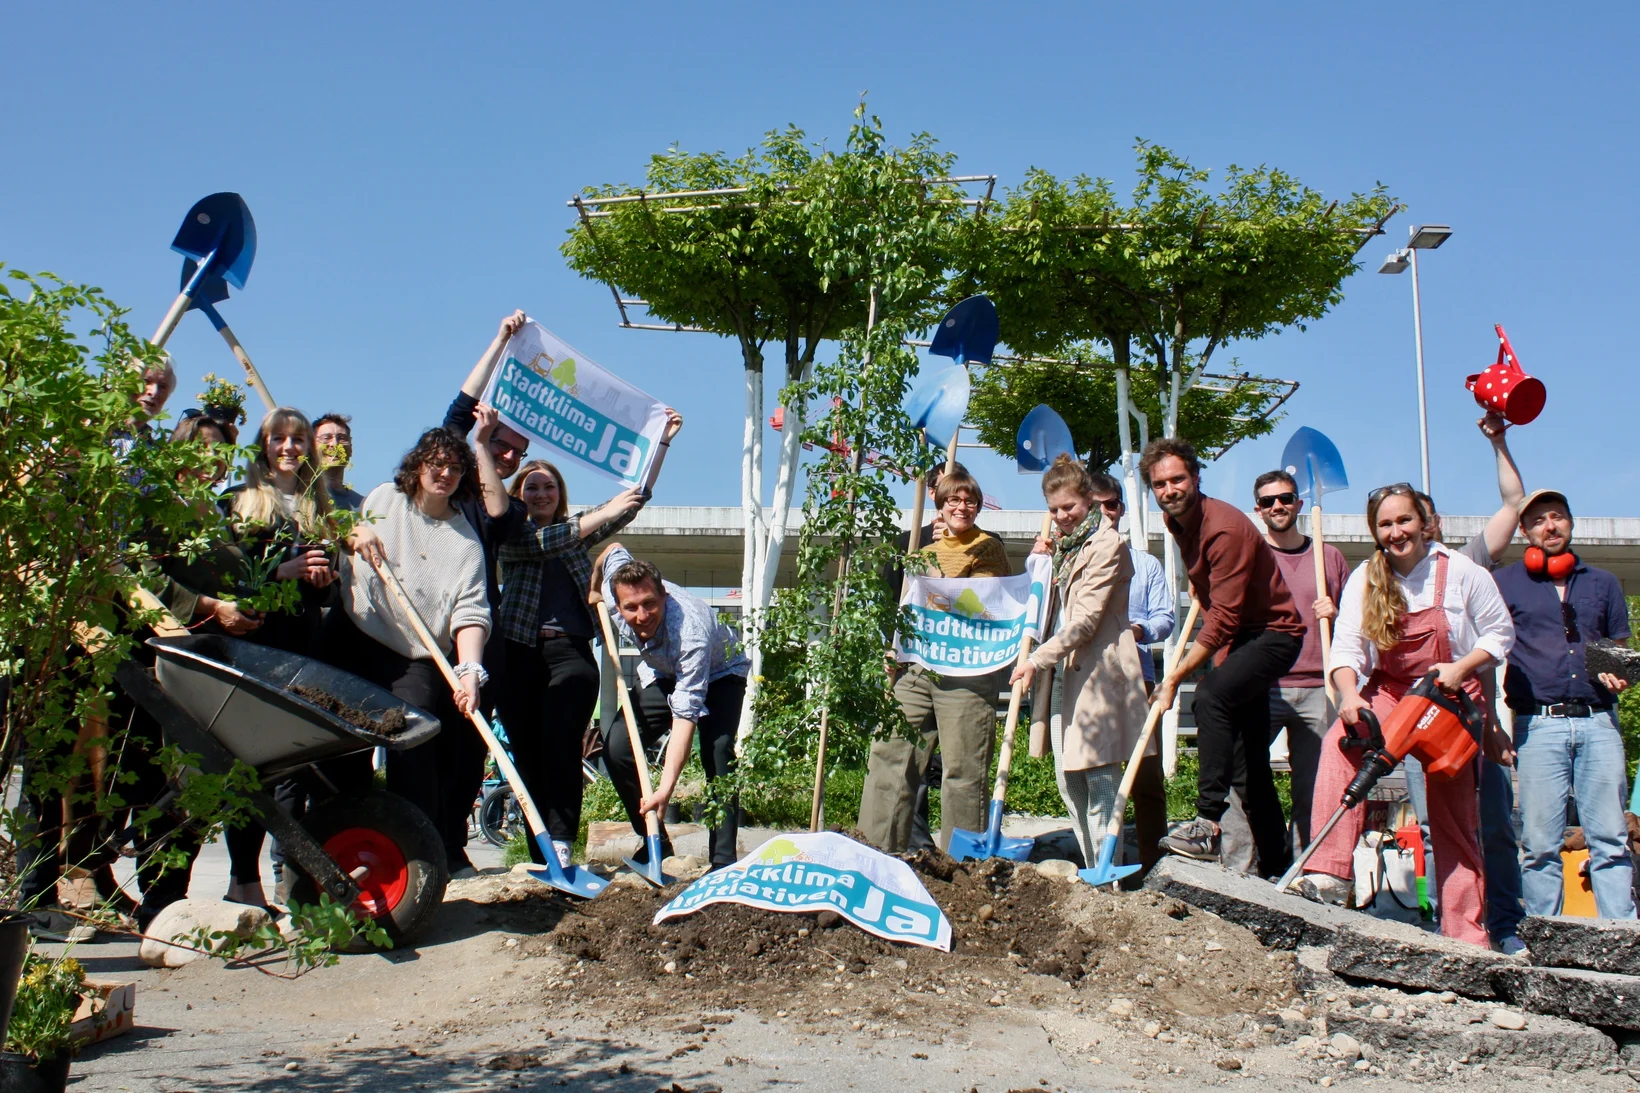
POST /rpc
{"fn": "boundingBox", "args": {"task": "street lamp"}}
[1379,223,1452,494]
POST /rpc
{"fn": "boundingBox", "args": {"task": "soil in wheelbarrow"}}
[496,852,1293,1038]
[288,684,408,736]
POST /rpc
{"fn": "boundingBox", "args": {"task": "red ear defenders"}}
[1524,546,1576,578]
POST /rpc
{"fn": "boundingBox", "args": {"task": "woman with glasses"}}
[1010,455,1148,873]
[1298,483,1514,946]
[859,467,1011,853]
[330,428,491,865]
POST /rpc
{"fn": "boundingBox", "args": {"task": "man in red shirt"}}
[1142,438,1306,873]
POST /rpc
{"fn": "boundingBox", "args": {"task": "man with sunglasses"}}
[1493,489,1634,920]
[1218,470,1351,871]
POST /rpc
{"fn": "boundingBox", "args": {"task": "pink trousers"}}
[1303,690,1487,947]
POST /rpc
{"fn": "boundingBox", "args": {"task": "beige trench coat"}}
[1025,523,1150,771]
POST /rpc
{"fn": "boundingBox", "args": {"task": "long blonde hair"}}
[1361,484,1434,651]
[232,407,330,530]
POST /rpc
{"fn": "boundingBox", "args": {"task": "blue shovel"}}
[181,257,277,414]
[151,193,256,349]
[948,404,1075,863]
[1079,597,1202,887]
[371,556,609,899]
[902,362,971,538]
[925,295,998,473]
[1281,427,1349,700]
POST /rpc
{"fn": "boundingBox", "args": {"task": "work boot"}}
[1158,818,1220,861]
[1295,873,1353,907]
[24,909,95,944]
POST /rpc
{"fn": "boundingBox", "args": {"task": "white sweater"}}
[341,484,490,660]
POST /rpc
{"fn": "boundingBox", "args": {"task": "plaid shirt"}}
[496,509,635,647]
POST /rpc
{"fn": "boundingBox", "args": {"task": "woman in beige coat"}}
[1011,455,1150,868]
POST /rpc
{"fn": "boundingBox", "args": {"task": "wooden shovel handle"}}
[1102,596,1202,839]
[587,588,666,838]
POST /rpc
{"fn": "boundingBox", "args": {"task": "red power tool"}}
[1278,672,1483,891]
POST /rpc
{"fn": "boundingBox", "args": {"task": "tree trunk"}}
[739,365,763,625]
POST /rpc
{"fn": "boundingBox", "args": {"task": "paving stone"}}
[1327,925,1520,1000]
[1494,965,1640,1032]
[1143,857,1355,949]
[1327,1005,1616,1071]
[1519,915,1640,976]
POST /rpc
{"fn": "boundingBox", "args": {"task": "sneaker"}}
[1158,818,1221,861]
[1496,935,1529,957]
[1295,874,1353,908]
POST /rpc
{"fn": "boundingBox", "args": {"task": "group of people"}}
[858,415,1633,953]
[26,311,754,940]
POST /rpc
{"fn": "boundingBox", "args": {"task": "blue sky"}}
[4,2,1634,518]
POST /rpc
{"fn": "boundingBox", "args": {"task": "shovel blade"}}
[1016,404,1076,473]
[182,258,232,311]
[1076,835,1139,888]
[1280,426,1348,503]
[904,363,971,452]
[522,835,609,899]
[928,295,999,366]
[949,802,1034,862]
[171,192,256,290]
[621,832,677,888]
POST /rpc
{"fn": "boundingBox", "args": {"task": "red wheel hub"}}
[323,827,409,917]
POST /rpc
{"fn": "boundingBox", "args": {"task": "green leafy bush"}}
[4,953,85,1061]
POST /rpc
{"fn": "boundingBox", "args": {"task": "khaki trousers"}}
[858,666,1001,853]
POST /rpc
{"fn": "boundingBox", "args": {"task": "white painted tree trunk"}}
[739,367,763,619]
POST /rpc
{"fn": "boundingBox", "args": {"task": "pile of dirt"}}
[289,684,408,736]
[492,854,1292,1035]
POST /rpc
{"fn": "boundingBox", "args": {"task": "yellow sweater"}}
[921,527,1011,578]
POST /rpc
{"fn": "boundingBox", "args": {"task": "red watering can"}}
[1466,325,1546,425]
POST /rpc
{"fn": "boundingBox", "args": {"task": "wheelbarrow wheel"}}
[287,791,447,950]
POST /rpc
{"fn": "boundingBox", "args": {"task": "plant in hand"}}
[195,372,247,425]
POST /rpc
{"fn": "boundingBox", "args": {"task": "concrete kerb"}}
[1519,915,1640,976]
[1143,857,1354,950]
[1492,964,1640,1032]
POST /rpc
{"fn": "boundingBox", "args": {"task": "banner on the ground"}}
[653,833,952,952]
[482,319,668,486]
[893,553,1052,677]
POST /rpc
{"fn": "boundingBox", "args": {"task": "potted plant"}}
[196,372,248,427]
[1,952,85,1092]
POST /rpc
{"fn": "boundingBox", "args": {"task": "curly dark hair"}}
[394,427,480,503]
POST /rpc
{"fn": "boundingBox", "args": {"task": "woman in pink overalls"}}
[1300,484,1515,945]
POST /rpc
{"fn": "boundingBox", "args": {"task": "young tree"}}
[561,106,963,736]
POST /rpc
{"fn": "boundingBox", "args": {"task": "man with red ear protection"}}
[1495,489,1636,920]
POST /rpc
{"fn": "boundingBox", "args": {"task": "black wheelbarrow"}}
[115,634,449,947]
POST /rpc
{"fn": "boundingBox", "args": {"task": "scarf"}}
[1051,510,1102,586]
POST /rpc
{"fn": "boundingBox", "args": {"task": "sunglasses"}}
[1093,496,1123,512]
[1256,492,1298,509]
[1368,482,1418,506]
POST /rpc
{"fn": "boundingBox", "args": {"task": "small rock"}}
[1215,1058,1242,1071]
[503,937,519,948]
[1204,940,1224,952]
[1107,998,1135,1018]
[1035,858,1078,879]
[1354,1059,1371,1071]
[893,958,908,970]
[1490,1009,1527,1030]
[678,1022,705,1035]
[484,1054,541,1071]
[139,899,274,969]
[1329,1032,1361,1062]
[284,1062,300,1072]
[1278,1009,1309,1031]
[976,904,994,923]
[1141,1021,1161,1038]
[1370,1004,1390,1020]
[816,910,842,929]
[663,961,678,975]
[1319,1077,1335,1088]
[797,927,810,938]
[1293,1035,1316,1052]
[776,1010,788,1018]
[988,995,1005,1007]
[661,854,708,879]
[1438,991,1457,1004]
[743,939,762,956]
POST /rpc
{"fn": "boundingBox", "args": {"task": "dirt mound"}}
[494,855,1292,1035]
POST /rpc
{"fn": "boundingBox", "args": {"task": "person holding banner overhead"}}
[591,543,749,870]
[860,468,1011,854]
[1143,438,1305,875]
[1011,455,1149,874]
[491,408,681,869]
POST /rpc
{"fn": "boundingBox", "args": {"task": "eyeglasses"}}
[1368,482,1418,506]
[1562,602,1580,643]
[943,497,981,510]
[1256,492,1298,509]
[489,438,528,459]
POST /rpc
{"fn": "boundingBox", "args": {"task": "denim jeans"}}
[1516,710,1636,919]
[1403,754,1525,940]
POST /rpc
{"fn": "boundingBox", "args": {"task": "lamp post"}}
[1379,223,1452,494]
